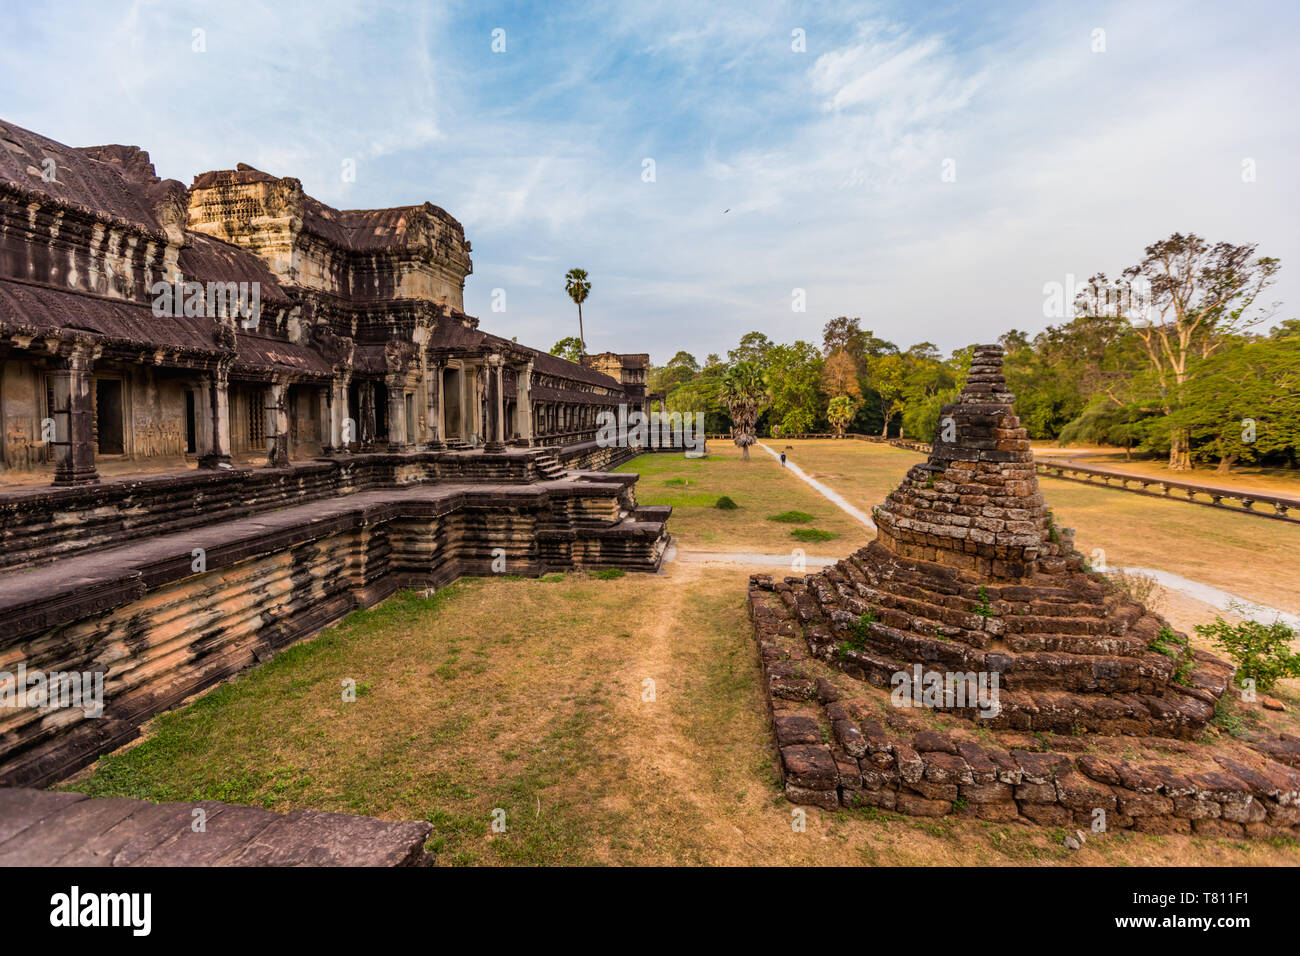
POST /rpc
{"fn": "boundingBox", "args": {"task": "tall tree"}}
[867,353,908,437]
[1094,233,1280,469]
[549,336,583,363]
[827,395,858,439]
[765,341,824,436]
[821,349,863,402]
[719,361,767,460]
[727,331,775,368]
[564,268,591,352]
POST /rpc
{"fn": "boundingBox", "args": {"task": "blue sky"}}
[2,0,1297,363]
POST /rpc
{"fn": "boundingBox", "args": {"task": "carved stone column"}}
[265,379,290,467]
[198,362,233,469]
[425,360,444,449]
[485,357,505,452]
[386,377,408,452]
[359,380,377,451]
[51,340,98,485]
[513,360,534,447]
[322,374,351,454]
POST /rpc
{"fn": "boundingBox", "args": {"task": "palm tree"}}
[564,268,591,353]
[827,395,857,439]
[719,361,767,460]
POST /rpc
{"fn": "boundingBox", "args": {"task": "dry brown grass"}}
[66,559,1300,866]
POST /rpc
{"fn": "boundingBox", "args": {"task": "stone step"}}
[0,787,432,866]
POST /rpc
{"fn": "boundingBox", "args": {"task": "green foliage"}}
[767,510,815,523]
[837,608,877,659]
[719,361,767,446]
[590,568,626,580]
[1168,336,1300,471]
[764,341,823,435]
[549,336,583,363]
[974,586,994,619]
[714,495,739,510]
[790,528,836,542]
[1195,617,1300,692]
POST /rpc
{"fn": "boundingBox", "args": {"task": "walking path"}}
[0,787,432,866]
[1120,567,1300,631]
[757,441,877,531]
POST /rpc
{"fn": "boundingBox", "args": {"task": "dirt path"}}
[756,441,877,531]
[1120,566,1300,630]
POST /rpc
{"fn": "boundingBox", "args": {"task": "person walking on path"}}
[779,452,787,468]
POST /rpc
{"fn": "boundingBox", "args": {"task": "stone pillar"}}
[323,374,351,454]
[425,360,444,449]
[51,341,98,485]
[387,377,408,452]
[485,358,505,452]
[513,360,534,446]
[359,380,376,451]
[198,363,232,469]
[265,380,290,467]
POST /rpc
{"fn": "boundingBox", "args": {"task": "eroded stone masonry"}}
[749,346,1300,837]
[0,118,670,787]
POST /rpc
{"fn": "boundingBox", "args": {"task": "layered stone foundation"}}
[749,577,1300,837]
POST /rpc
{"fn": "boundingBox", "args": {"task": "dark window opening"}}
[95,379,124,455]
[185,390,197,454]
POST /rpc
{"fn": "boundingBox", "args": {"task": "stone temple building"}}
[0,118,670,787]
[0,120,651,482]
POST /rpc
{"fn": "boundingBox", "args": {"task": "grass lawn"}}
[62,562,1300,866]
[617,441,872,554]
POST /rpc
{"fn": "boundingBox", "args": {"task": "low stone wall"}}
[0,444,614,572]
[748,576,1300,838]
[1036,459,1300,524]
[0,478,671,788]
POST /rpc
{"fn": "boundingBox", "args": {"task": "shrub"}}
[714,496,739,510]
[767,510,815,523]
[790,528,837,542]
[1195,617,1300,692]
[1106,569,1162,610]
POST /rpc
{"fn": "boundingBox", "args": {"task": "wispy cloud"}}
[1,0,1295,361]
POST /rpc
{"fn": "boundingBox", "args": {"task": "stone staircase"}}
[532,450,569,480]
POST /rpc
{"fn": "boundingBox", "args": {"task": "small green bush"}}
[1195,617,1300,692]
[714,496,739,510]
[767,510,816,523]
[790,528,837,542]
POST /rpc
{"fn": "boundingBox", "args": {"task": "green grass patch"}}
[767,510,816,523]
[790,528,837,542]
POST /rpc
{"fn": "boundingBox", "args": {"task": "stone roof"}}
[0,120,176,233]
[0,276,222,355]
[189,163,469,255]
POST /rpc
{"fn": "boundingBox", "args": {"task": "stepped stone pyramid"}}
[776,344,1234,738]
